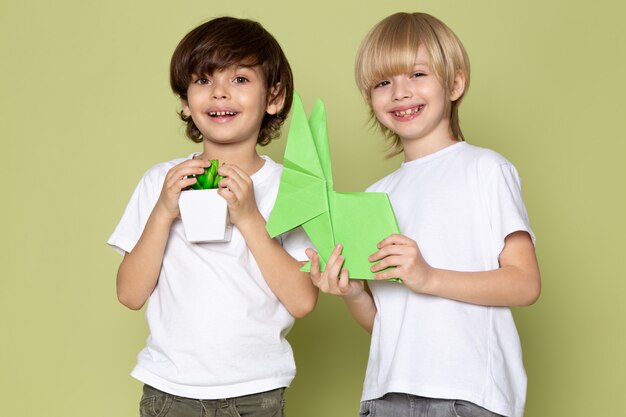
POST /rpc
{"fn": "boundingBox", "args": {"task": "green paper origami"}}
[266,93,400,280]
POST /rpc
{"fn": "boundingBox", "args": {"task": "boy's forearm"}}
[421,233,541,307]
[238,212,318,318]
[344,289,376,333]
[116,209,173,310]
[422,265,541,307]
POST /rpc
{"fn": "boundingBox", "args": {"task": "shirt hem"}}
[131,367,294,400]
[107,235,135,255]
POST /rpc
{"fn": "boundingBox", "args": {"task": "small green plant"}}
[189,159,223,190]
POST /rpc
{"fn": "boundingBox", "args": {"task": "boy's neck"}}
[197,141,265,176]
[402,136,460,162]
[400,118,460,162]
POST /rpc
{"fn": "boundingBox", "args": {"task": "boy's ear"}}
[266,84,285,115]
[450,71,466,102]
[181,99,191,117]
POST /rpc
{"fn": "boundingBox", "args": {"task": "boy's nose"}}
[212,90,229,99]
[211,82,230,99]
[393,89,412,101]
[392,80,412,101]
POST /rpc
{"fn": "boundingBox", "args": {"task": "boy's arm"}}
[116,210,173,310]
[370,231,541,307]
[217,164,318,318]
[306,245,377,333]
[116,159,210,310]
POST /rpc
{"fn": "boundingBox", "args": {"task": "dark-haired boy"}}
[108,17,317,417]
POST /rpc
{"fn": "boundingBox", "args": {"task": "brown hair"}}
[170,17,294,145]
[355,13,470,156]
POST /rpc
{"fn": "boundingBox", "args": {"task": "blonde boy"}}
[308,12,540,417]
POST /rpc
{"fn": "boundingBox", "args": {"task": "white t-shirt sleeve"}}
[487,162,535,254]
[277,226,313,262]
[107,169,161,255]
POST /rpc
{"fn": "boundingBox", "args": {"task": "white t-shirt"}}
[108,155,311,399]
[363,142,534,417]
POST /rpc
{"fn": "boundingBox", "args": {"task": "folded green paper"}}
[266,93,400,280]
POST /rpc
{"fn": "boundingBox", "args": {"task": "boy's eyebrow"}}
[234,65,265,79]
[193,65,260,77]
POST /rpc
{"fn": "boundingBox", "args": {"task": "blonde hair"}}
[355,12,470,157]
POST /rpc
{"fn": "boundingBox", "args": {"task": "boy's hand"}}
[306,245,365,299]
[156,159,211,220]
[216,164,261,228]
[369,234,433,293]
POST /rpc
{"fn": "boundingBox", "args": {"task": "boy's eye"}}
[195,77,210,85]
[233,76,249,84]
[411,72,426,78]
[374,80,390,89]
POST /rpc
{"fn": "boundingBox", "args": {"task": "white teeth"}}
[393,106,422,117]
[209,111,237,116]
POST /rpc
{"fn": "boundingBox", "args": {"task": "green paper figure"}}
[266,93,400,280]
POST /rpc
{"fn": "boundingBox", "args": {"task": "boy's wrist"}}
[417,266,439,296]
[235,210,266,237]
[343,283,368,302]
[151,204,177,227]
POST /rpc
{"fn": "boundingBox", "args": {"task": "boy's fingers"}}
[327,244,343,265]
[327,253,343,275]
[369,247,393,262]
[377,233,412,248]
[218,164,250,186]
[306,250,323,286]
[370,255,402,272]
[369,243,412,262]
[165,174,196,193]
[305,245,345,294]
[307,250,319,272]
[217,172,251,200]
[177,177,197,190]
[374,269,397,281]
[219,174,246,188]
[374,262,406,280]
[371,255,398,271]
[217,177,231,191]
[168,164,207,184]
[337,268,351,292]
[216,187,235,203]
[176,158,211,173]
[305,248,317,261]
[370,260,383,272]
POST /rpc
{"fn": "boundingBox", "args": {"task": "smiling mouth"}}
[392,105,424,118]
[208,111,238,117]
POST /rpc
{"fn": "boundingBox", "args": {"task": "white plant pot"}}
[179,189,232,243]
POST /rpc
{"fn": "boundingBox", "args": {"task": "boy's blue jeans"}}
[139,384,285,417]
[359,393,503,417]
